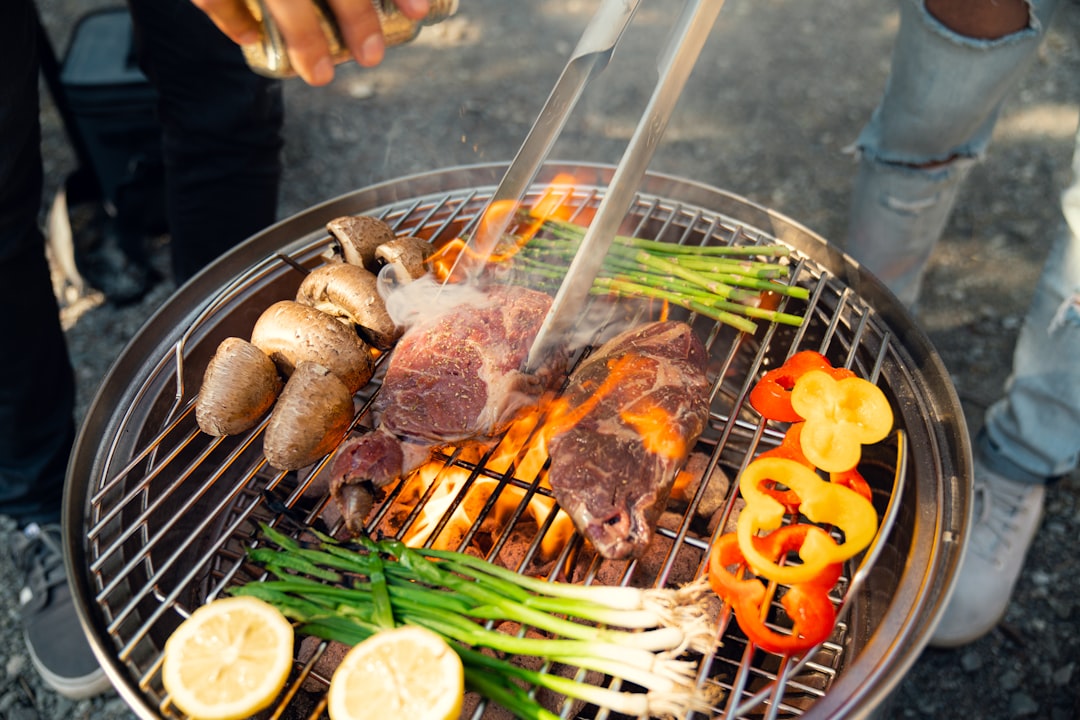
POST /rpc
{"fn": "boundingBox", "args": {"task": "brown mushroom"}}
[263,361,354,471]
[294,263,401,350]
[374,236,431,281]
[325,215,395,271]
[195,337,283,436]
[250,300,374,394]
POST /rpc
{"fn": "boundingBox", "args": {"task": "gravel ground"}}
[3,0,1079,718]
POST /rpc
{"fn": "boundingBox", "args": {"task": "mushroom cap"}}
[196,337,283,436]
[263,361,354,470]
[250,300,374,394]
[295,263,401,350]
[326,215,396,271]
[374,236,431,281]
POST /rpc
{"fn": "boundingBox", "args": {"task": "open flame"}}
[393,348,686,562]
[392,398,576,560]
[427,173,585,283]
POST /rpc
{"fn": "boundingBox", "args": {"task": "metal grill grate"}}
[66,164,967,720]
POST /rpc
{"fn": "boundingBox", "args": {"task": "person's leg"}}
[127,0,285,284]
[980,125,1080,482]
[844,0,1060,306]
[0,0,110,699]
[0,0,72,531]
[932,136,1080,646]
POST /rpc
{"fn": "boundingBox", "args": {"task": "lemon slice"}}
[328,626,464,720]
[162,596,294,720]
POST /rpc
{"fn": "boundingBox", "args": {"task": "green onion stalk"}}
[503,214,807,333]
[233,523,718,720]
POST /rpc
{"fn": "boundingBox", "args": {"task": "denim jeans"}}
[844,0,1080,483]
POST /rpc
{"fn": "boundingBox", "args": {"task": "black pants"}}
[127,0,284,283]
[0,0,283,525]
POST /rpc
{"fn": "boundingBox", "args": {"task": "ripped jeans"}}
[844,0,1080,482]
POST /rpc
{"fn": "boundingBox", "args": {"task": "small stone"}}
[5,654,25,677]
[1000,670,1022,691]
[1052,662,1075,686]
[1008,692,1039,716]
[959,651,982,672]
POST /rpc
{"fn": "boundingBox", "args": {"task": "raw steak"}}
[546,321,710,560]
[330,284,561,533]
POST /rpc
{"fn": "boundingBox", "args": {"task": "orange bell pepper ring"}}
[709,525,842,654]
[737,456,878,585]
[749,351,855,422]
[790,369,894,473]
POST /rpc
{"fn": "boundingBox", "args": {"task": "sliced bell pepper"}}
[709,525,842,654]
[749,350,855,422]
[790,370,894,473]
[756,422,873,513]
[736,456,878,585]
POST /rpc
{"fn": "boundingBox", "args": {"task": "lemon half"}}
[162,595,294,720]
[328,625,464,720]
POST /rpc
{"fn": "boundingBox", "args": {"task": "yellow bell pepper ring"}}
[789,370,894,473]
[736,456,879,585]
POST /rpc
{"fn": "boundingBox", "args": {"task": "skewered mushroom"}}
[195,337,283,436]
[250,300,374,394]
[325,215,395,271]
[263,361,354,470]
[374,235,430,281]
[295,263,400,350]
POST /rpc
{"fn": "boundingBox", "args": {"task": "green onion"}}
[235,523,717,720]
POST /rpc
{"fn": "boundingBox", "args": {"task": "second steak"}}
[546,321,711,560]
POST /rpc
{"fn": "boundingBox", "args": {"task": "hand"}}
[191,0,431,85]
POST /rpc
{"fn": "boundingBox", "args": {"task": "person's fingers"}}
[327,0,385,67]
[190,0,262,45]
[393,0,432,22]
[263,0,336,84]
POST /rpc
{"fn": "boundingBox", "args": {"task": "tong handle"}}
[462,0,641,258]
[525,0,729,371]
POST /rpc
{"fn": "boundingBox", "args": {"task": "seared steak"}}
[330,285,560,533]
[545,321,710,560]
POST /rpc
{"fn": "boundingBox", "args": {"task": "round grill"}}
[64,162,971,719]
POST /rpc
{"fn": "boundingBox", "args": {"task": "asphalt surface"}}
[7,0,1080,718]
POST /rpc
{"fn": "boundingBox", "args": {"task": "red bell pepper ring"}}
[749,351,855,422]
[709,525,842,655]
[756,423,874,513]
[737,456,878,585]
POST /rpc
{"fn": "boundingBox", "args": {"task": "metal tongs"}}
[446,0,728,371]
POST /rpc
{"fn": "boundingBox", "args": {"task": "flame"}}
[620,402,686,459]
[396,401,575,560]
[427,173,588,283]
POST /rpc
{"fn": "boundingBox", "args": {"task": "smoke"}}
[376,262,648,360]
[377,271,492,331]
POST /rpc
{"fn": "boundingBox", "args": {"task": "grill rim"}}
[62,161,972,719]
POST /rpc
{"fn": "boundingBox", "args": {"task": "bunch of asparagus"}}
[508,215,807,333]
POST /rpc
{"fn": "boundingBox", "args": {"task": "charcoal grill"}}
[63,162,971,719]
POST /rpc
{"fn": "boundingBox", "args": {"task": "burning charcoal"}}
[708,496,746,537]
[670,452,733,519]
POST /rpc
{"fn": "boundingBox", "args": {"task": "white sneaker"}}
[929,457,1045,648]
